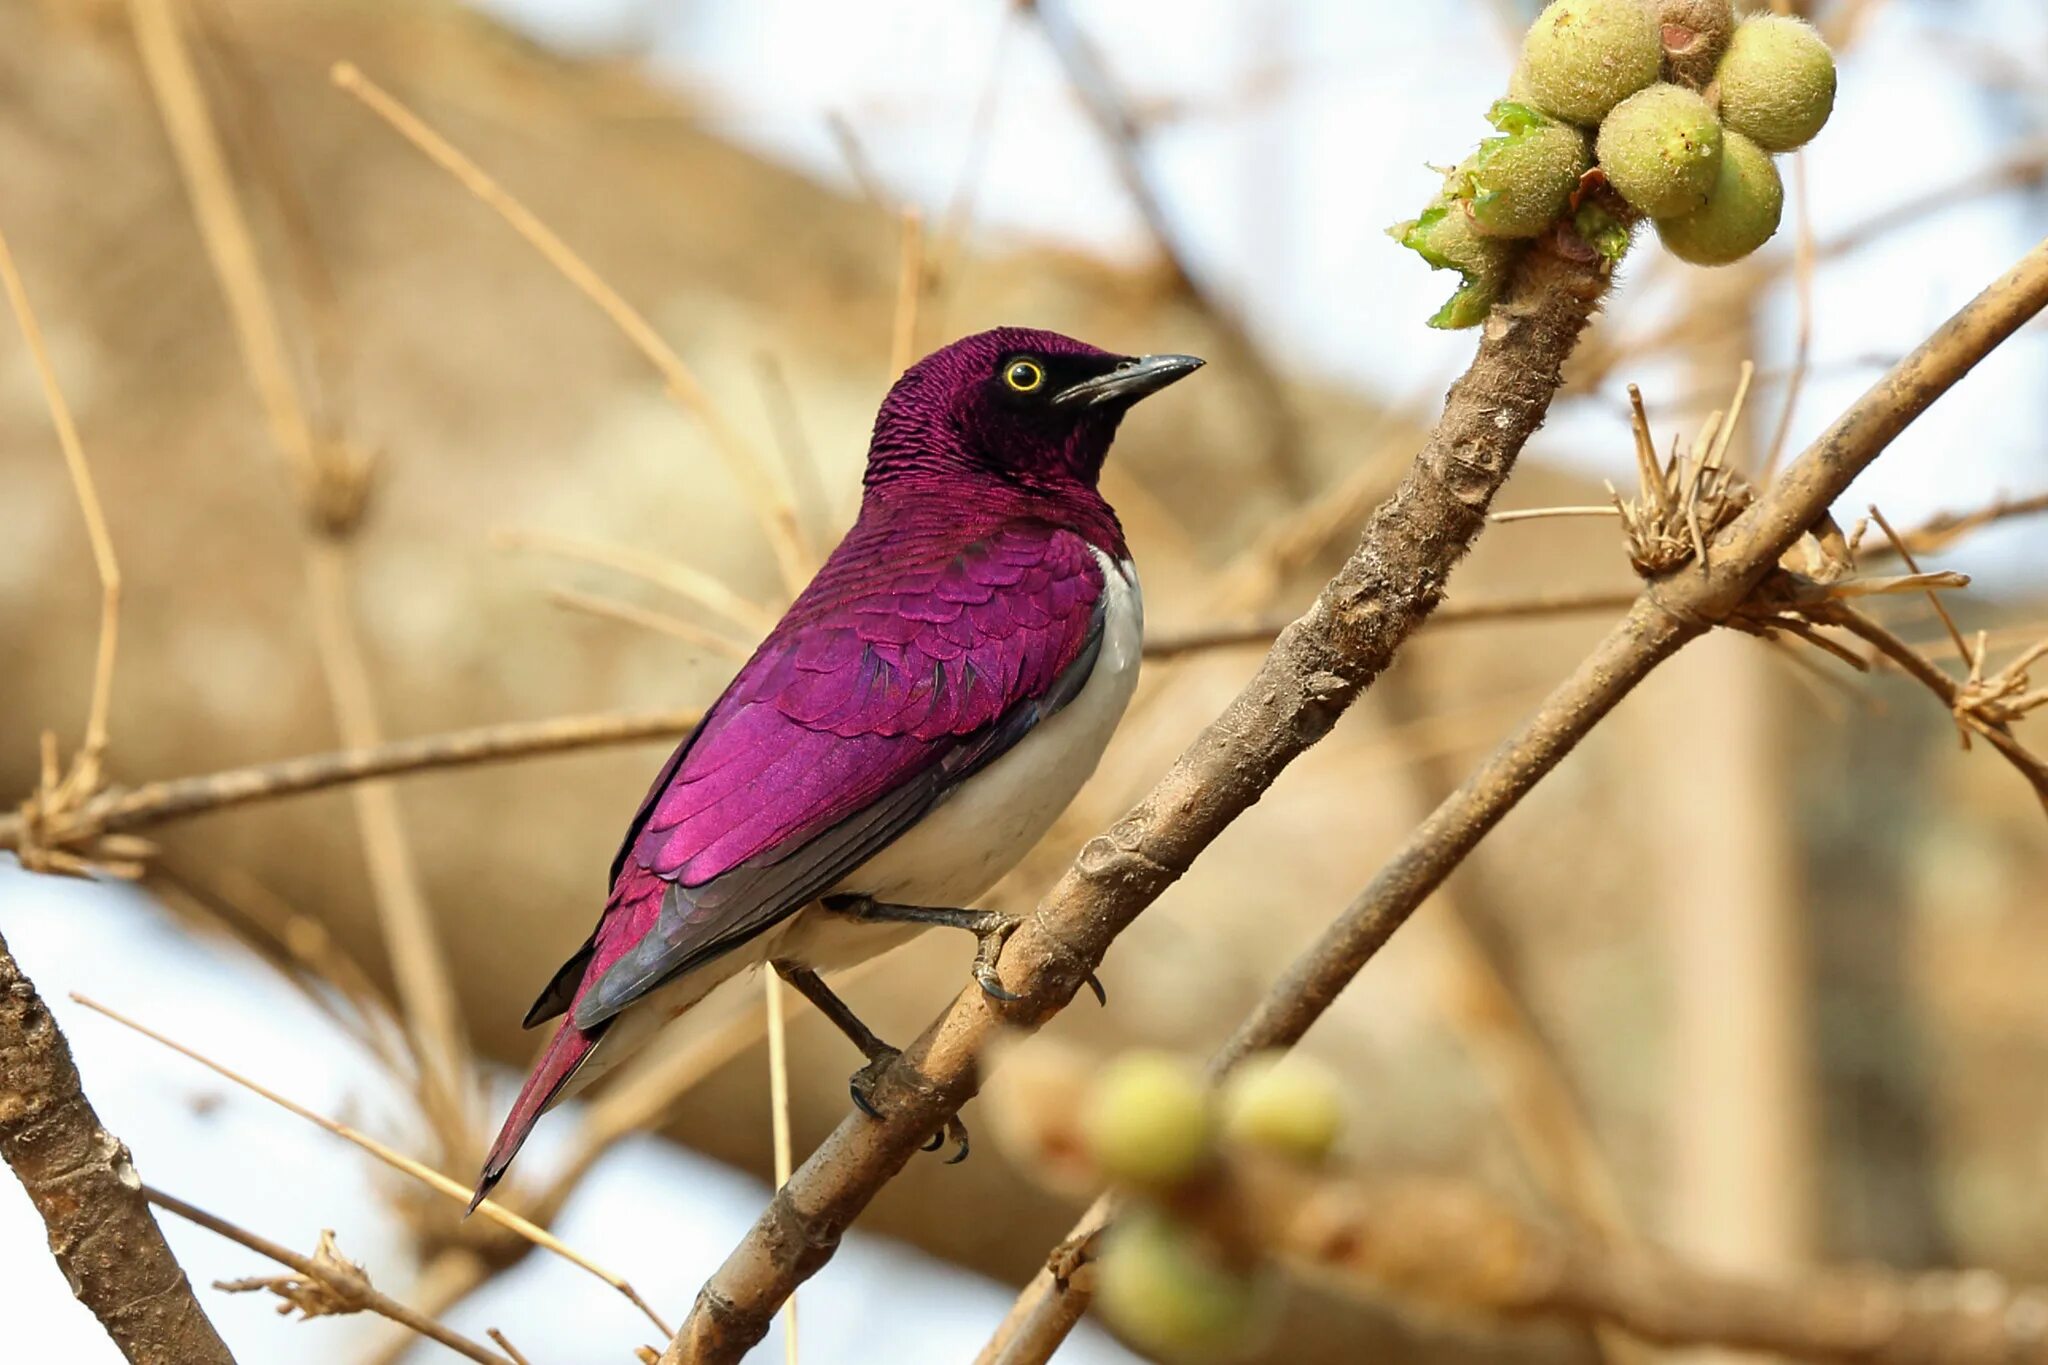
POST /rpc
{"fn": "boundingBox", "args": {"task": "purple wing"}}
[562,516,1109,1029]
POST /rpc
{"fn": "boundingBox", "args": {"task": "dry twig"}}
[0,223,126,876]
[331,61,811,588]
[145,1187,512,1364]
[71,994,673,1339]
[0,710,699,865]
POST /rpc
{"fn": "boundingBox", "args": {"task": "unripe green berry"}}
[1219,1052,1344,1164]
[1521,0,1663,125]
[1656,129,1783,264]
[1082,1051,1213,1189]
[1096,1212,1277,1362]
[1715,15,1836,152]
[1460,101,1592,238]
[1390,202,1518,329]
[1596,83,1722,218]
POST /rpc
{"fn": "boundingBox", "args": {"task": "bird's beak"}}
[1052,353,1205,410]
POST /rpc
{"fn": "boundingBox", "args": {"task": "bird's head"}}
[865,327,1202,493]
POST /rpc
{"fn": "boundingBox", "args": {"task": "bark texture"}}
[0,929,234,1365]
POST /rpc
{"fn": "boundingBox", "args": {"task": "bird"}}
[473,327,1202,1208]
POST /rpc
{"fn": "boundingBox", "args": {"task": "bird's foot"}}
[848,1046,970,1163]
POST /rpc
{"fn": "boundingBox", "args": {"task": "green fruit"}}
[1654,0,1735,89]
[1082,1052,1213,1188]
[1219,1052,1344,1164]
[1656,129,1783,264]
[1460,101,1592,238]
[1390,202,1519,329]
[1596,84,1723,218]
[1096,1212,1276,1362]
[1715,15,1836,152]
[1521,0,1663,125]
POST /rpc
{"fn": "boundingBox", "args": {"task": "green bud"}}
[1082,1051,1213,1189]
[1459,101,1592,238]
[1219,1052,1344,1165]
[1096,1212,1277,1362]
[1654,0,1735,89]
[1655,129,1783,265]
[1596,83,1722,218]
[1715,15,1836,152]
[1521,0,1663,125]
[1390,203,1518,329]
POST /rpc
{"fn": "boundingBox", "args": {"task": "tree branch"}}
[0,931,234,1364]
[662,229,1620,1363]
[144,1186,513,1365]
[0,708,699,868]
[982,233,2048,1363]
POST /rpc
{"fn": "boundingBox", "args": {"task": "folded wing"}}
[549,517,1109,1030]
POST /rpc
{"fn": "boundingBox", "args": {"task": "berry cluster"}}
[1395,0,1837,327]
[1082,1051,1344,1360]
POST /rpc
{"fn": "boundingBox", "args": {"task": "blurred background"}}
[1,0,2044,1360]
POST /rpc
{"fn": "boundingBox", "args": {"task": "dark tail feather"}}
[470,1018,605,1214]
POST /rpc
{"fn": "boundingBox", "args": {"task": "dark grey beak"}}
[1052,353,1205,410]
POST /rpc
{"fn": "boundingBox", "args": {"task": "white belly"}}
[836,554,1140,900]
[561,554,1141,1100]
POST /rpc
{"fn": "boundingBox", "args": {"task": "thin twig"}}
[548,587,753,659]
[145,1187,510,1364]
[133,0,475,1145]
[331,61,811,590]
[1825,606,2048,805]
[1142,589,1640,661]
[1760,153,1815,478]
[1488,505,1625,523]
[69,994,674,1340]
[0,709,699,860]
[496,527,779,633]
[0,225,121,794]
[1025,0,1308,492]
[889,206,925,379]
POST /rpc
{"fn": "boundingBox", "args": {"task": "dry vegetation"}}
[3,1,2047,1364]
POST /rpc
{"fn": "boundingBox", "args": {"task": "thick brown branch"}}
[0,709,698,866]
[984,232,2048,1363]
[0,932,233,1365]
[663,233,1619,1363]
[144,1187,510,1365]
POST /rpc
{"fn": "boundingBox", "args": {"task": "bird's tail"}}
[469,1017,605,1213]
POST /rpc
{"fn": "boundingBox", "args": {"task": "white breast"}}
[778,551,1144,970]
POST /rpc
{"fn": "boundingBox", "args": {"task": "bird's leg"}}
[822,895,1107,1007]
[771,960,968,1162]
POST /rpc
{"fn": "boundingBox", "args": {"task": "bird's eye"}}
[1002,358,1046,394]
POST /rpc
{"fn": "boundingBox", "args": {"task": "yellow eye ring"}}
[1003,358,1046,393]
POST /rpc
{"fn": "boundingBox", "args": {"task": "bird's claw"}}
[848,1047,972,1162]
[1082,971,1107,1007]
[848,1047,898,1120]
[971,914,1024,1002]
